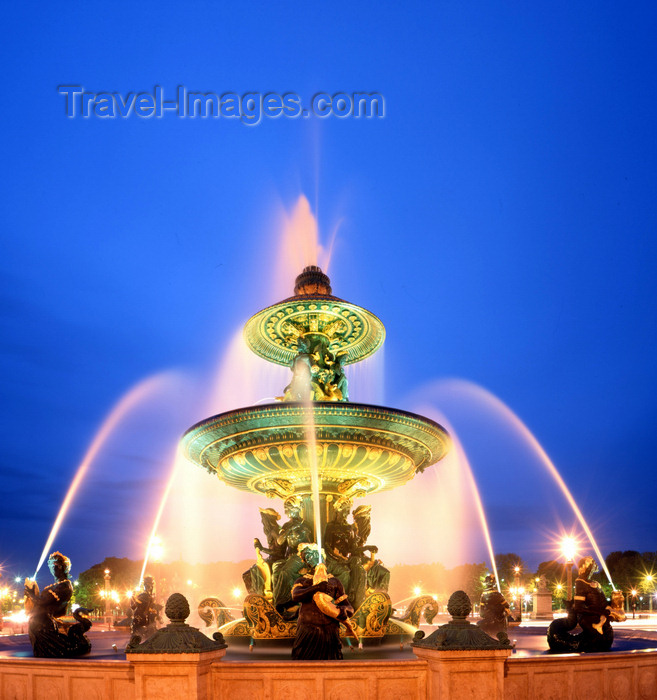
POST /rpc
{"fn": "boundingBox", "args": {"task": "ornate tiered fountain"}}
[182,266,451,644]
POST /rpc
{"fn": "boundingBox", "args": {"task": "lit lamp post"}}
[561,537,577,604]
[631,589,638,619]
[103,569,111,626]
[514,566,522,621]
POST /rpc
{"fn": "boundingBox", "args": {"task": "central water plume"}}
[32,372,178,580]
[303,401,324,561]
[272,195,337,301]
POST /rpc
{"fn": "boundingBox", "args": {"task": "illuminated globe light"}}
[14,577,21,583]
[187,580,193,586]
[560,536,578,563]
[232,587,242,599]
[413,586,422,597]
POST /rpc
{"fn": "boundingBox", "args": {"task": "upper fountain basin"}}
[181,402,450,501]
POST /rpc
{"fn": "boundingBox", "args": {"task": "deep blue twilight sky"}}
[1,3,657,583]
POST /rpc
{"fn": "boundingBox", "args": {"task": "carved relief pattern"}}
[638,667,657,699]
[610,671,633,700]
[326,679,367,700]
[3,676,28,700]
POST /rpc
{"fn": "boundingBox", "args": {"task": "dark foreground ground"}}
[2,623,657,662]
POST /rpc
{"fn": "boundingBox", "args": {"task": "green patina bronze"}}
[412,591,513,651]
[181,266,452,645]
[126,593,227,654]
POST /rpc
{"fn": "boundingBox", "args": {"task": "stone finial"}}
[165,593,191,624]
[446,590,472,620]
[126,593,227,655]
[412,590,512,651]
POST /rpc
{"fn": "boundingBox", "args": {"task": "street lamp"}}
[103,569,111,626]
[560,537,577,603]
[631,589,638,619]
[513,566,522,621]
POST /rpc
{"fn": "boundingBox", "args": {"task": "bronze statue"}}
[272,496,313,617]
[280,334,349,402]
[477,573,511,638]
[242,508,286,599]
[324,499,367,611]
[291,543,355,660]
[129,575,161,642]
[547,556,625,653]
[24,551,91,658]
[352,505,390,594]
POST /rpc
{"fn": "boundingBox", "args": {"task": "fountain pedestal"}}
[532,590,553,620]
[126,594,227,700]
[413,647,511,700]
[412,591,512,700]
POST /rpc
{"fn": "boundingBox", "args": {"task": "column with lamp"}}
[103,568,111,628]
[560,537,577,606]
[513,565,522,622]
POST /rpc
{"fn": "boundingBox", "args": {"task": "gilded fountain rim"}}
[243,295,386,367]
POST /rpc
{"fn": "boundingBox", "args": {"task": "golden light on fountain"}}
[182,266,451,529]
[181,265,452,644]
[149,536,164,562]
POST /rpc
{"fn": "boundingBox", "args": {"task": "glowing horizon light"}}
[149,536,164,563]
[8,610,27,623]
[413,586,422,596]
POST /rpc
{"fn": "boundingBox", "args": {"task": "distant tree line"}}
[73,550,657,614]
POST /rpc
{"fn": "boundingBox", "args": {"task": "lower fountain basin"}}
[181,402,450,500]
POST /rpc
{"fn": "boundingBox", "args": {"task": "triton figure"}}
[547,555,625,653]
[129,575,161,641]
[477,573,510,638]
[24,551,92,657]
[291,543,355,660]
